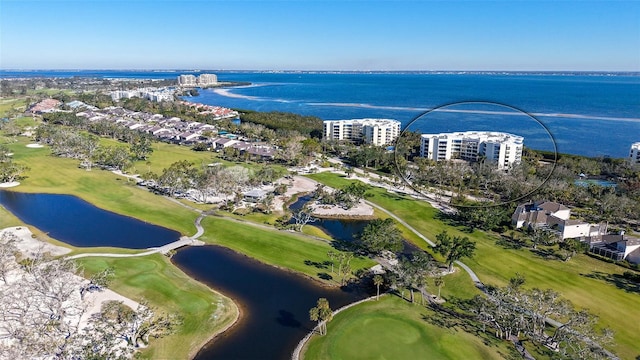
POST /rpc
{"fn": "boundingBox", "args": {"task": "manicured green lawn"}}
[0,205,23,229]
[0,98,29,114]
[77,254,238,360]
[200,216,376,284]
[303,295,512,360]
[308,172,640,359]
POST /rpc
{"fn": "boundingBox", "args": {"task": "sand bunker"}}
[0,182,20,188]
[0,226,71,257]
[26,143,44,148]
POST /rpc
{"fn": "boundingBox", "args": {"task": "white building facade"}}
[420,131,523,169]
[197,74,218,86]
[629,142,640,166]
[323,119,401,146]
[178,74,197,87]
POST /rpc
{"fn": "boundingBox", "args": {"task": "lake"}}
[0,191,179,248]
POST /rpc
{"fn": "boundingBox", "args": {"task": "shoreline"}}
[169,255,242,360]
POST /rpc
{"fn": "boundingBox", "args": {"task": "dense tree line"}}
[35,124,151,171]
[239,111,323,139]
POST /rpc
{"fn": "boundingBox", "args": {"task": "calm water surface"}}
[172,245,367,360]
[0,191,179,248]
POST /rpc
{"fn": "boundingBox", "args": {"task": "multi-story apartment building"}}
[197,74,218,86]
[629,142,640,167]
[177,74,197,87]
[323,119,401,146]
[420,131,523,169]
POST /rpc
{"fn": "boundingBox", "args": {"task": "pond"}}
[173,246,367,360]
[290,195,421,254]
[0,191,180,248]
[574,179,617,188]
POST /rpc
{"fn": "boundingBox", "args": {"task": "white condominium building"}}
[629,142,640,166]
[323,119,401,146]
[178,74,197,87]
[198,74,218,86]
[420,131,524,169]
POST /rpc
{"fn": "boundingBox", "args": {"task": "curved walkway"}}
[364,199,484,288]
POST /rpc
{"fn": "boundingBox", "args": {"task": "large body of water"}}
[2,70,638,157]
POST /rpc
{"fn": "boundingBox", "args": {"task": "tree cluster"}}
[0,239,179,359]
[313,182,368,210]
[148,161,251,206]
[389,251,433,304]
[309,298,333,336]
[471,276,614,359]
[0,145,29,183]
[356,218,404,255]
[434,230,476,272]
[239,111,323,139]
[35,124,149,172]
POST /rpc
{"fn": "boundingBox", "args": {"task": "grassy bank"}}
[199,216,376,284]
[302,295,512,360]
[308,172,640,359]
[77,254,238,359]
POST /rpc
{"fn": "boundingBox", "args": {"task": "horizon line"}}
[1,68,639,75]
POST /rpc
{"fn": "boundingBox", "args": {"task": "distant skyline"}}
[1,1,639,71]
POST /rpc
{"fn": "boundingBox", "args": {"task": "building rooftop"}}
[421,130,524,144]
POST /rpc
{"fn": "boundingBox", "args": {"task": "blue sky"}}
[1,1,639,71]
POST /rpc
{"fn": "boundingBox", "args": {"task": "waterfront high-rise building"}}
[197,74,218,86]
[177,74,197,87]
[323,119,401,146]
[420,131,524,169]
[629,142,640,166]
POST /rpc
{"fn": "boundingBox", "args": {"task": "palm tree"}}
[309,298,333,336]
[434,276,445,300]
[373,274,384,300]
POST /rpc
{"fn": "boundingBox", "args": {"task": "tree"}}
[529,227,558,249]
[0,161,29,183]
[395,252,432,304]
[357,218,403,255]
[291,206,317,232]
[87,300,182,350]
[332,251,354,286]
[434,276,445,300]
[309,298,333,336]
[373,274,384,300]
[79,133,100,171]
[560,238,583,261]
[79,267,114,300]
[157,160,195,197]
[326,250,337,274]
[0,231,19,284]
[130,135,154,160]
[341,182,368,203]
[434,230,476,272]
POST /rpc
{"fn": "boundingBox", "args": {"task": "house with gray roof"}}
[512,200,604,240]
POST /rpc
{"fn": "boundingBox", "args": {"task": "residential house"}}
[590,233,640,264]
[512,200,604,240]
